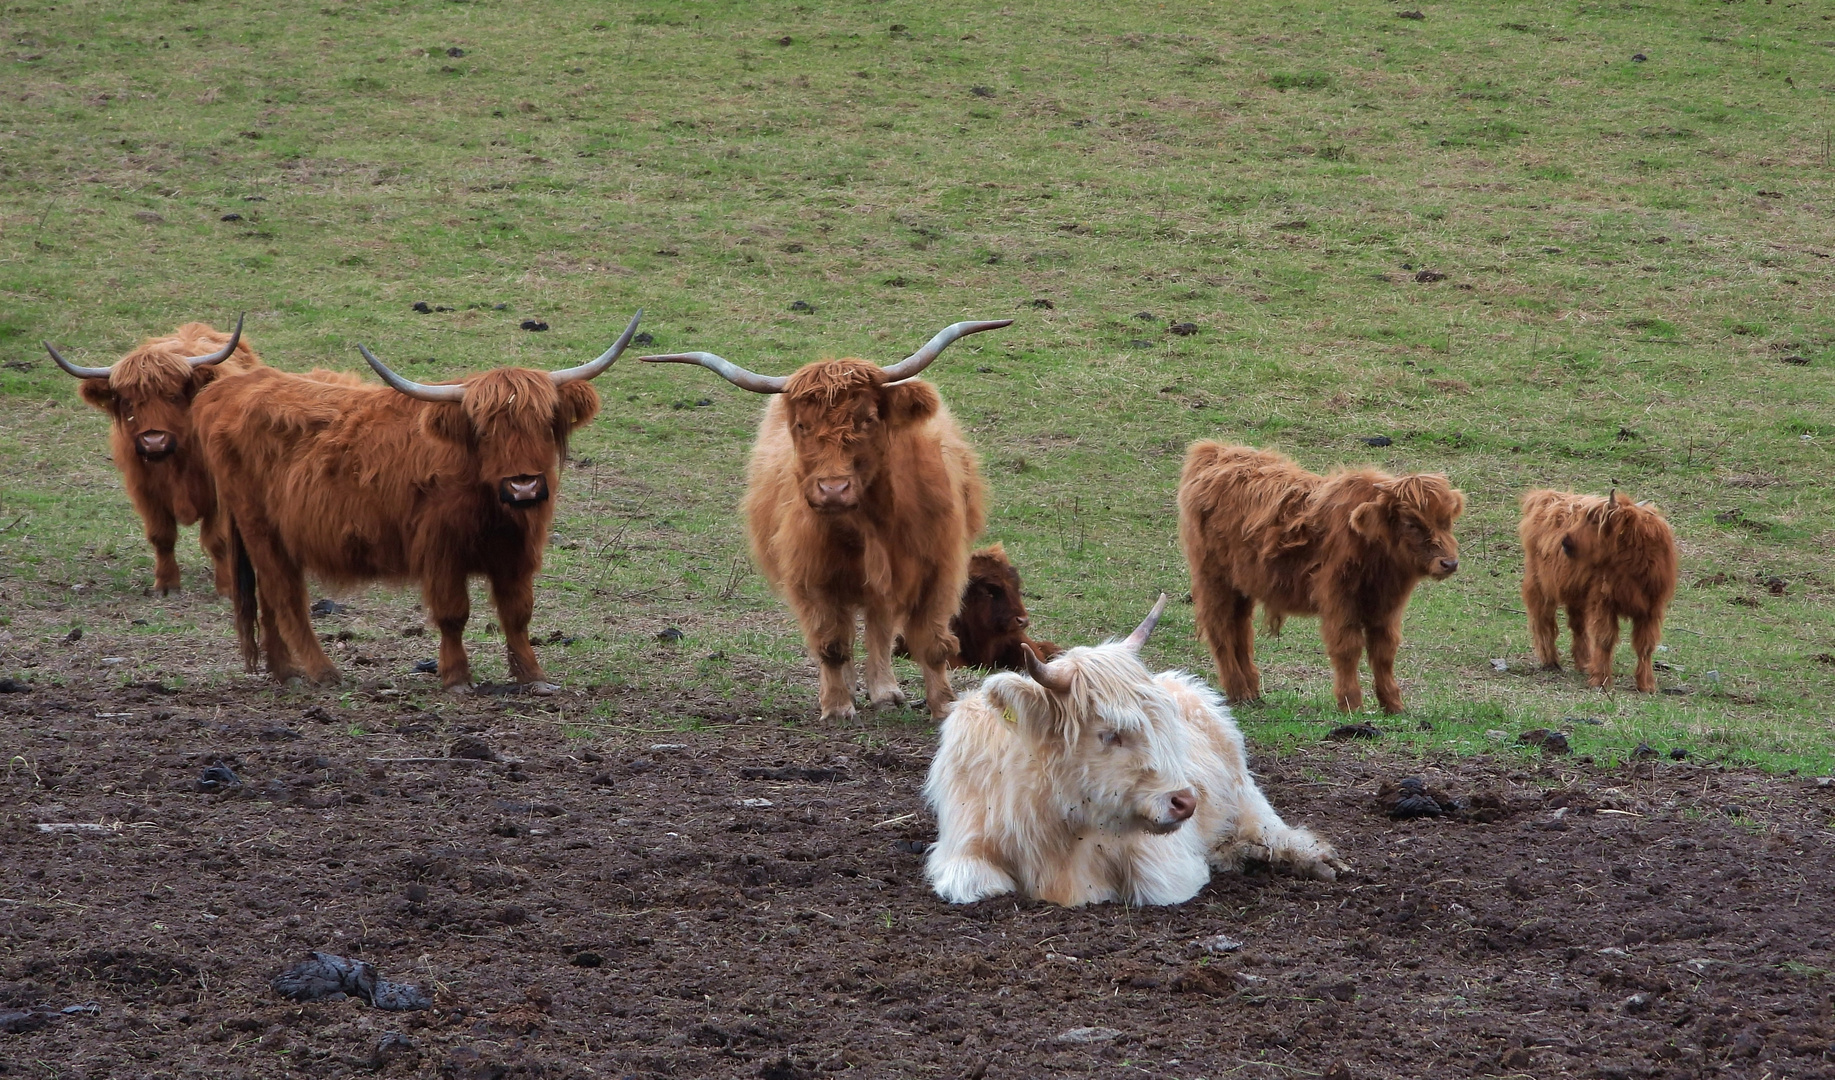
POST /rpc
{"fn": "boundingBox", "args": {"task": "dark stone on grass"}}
[656,627,684,644]
[1169,321,1200,335]
[1564,716,1605,726]
[273,952,430,1011]
[1414,269,1447,283]
[1030,298,1054,309]
[1669,747,1689,760]
[1519,729,1570,754]
[1781,355,1810,365]
[789,300,814,313]
[1632,742,1658,760]
[446,47,465,57]
[1133,311,1156,321]
[493,302,508,310]
[64,627,82,643]
[970,85,995,97]
[1397,10,1425,19]
[1362,435,1393,447]
[632,331,654,346]
[695,398,713,407]
[0,678,29,693]
[198,764,241,793]
[412,659,437,674]
[1631,53,1647,62]
[411,301,432,314]
[310,598,349,616]
[776,35,792,46]
[1327,722,1380,741]
[520,320,549,332]
[220,213,242,222]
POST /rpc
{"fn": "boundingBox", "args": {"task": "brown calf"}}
[196,313,640,690]
[1178,443,1464,713]
[642,321,1006,721]
[49,317,254,594]
[949,544,1061,670]
[1519,489,1678,693]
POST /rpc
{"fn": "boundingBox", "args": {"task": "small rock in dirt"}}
[310,598,349,616]
[632,331,654,346]
[412,659,438,674]
[1632,742,1657,760]
[64,627,83,644]
[1490,658,1509,672]
[1056,1026,1121,1044]
[1133,311,1156,321]
[1396,9,1425,18]
[1029,298,1054,309]
[411,301,432,314]
[0,1009,52,1034]
[1519,729,1570,754]
[404,883,428,903]
[372,1032,417,1069]
[789,300,814,313]
[220,213,242,222]
[1378,776,1456,819]
[1621,992,1658,1014]
[891,838,928,855]
[1322,1065,1355,1080]
[1631,53,1647,62]
[1327,722,1380,741]
[520,320,549,332]
[198,764,242,793]
[656,627,684,644]
[302,705,334,723]
[273,952,430,1011]
[649,743,688,752]
[1193,933,1244,954]
[1669,747,1688,760]
[259,727,302,742]
[0,678,30,693]
[738,798,773,808]
[738,765,847,782]
[1168,321,1200,335]
[449,735,500,762]
[1414,269,1446,282]
[1361,435,1393,447]
[759,1059,815,1080]
[570,951,604,968]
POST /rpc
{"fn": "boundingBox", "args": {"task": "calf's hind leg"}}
[1630,615,1663,693]
[1582,606,1621,690]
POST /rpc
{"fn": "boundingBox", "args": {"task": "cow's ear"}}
[422,403,473,444]
[982,673,1054,742]
[76,378,114,411]
[1348,498,1391,539]
[557,382,601,432]
[881,380,940,427]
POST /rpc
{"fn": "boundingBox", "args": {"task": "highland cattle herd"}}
[47,311,1681,907]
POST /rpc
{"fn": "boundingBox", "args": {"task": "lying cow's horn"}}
[44,340,114,380]
[878,319,1014,383]
[638,350,788,394]
[1022,642,1073,694]
[358,345,467,402]
[549,309,643,385]
[186,312,245,368]
[1121,593,1169,654]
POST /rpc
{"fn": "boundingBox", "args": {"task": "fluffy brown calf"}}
[643,321,1007,721]
[49,317,255,594]
[949,544,1061,670]
[1519,489,1678,693]
[1178,443,1465,713]
[196,313,641,690]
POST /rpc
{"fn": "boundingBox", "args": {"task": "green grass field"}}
[1,0,1831,771]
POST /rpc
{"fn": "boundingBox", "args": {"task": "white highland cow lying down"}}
[924,596,1345,907]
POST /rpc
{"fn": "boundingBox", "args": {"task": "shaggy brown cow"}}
[642,320,1007,721]
[1178,443,1465,714]
[950,544,1061,670]
[49,317,254,594]
[196,312,641,690]
[1519,489,1678,693]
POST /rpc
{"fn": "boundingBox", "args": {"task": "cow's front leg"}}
[899,615,958,720]
[143,505,182,596]
[862,600,906,709]
[1629,615,1663,694]
[489,570,551,692]
[1583,606,1621,690]
[926,841,1017,904]
[1321,617,1365,713]
[1365,619,1404,714]
[797,600,858,722]
[424,572,473,692]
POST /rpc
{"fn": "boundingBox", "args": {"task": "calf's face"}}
[1351,474,1465,580]
[961,547,1031,639]
[985,648,1199,834]
[781,360,940,513]
[80,357,209,464]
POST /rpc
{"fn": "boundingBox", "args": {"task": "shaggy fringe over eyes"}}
[107,323,258,400]
[1384,474,1464,523]
[782,358,881,406]
[1034,647,1178,759]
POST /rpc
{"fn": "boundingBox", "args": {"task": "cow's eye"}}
[1097,730,1122,748]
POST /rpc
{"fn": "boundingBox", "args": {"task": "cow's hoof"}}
[819,704,858,724]
[522,681,560,696]
[444,683,476,697]
[868,687,907,709]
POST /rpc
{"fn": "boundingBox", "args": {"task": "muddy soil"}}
[2,674,1833,1080]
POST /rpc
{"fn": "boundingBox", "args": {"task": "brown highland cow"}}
[948,544,1061,671]
[1178,443,1465,714]
[1519,489,1678,693]
[48,317,256,594]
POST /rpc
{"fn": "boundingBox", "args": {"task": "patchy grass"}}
[0,0,1830,772]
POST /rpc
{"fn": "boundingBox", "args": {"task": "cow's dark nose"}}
[1437,557,1460,576]
[1014,614,1029,628]
[1167,790,1197,822]
[135,431,175,460]
[814,478,853,505]
[499,475,549,506]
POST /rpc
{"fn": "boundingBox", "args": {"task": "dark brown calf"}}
[949,544,1061,670]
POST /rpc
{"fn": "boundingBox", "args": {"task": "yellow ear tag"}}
[1001,706,1018,725]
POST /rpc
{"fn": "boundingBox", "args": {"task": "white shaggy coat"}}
[924,641,1342,907]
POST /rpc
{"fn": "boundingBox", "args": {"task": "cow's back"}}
[1179,442,1323,612]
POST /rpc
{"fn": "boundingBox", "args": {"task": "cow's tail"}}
[230,518,259,674]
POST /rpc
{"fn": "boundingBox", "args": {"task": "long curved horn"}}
[357,345,467,402]
[878,319,1013,383]
[44,340,113,380]
[1022,642,1073,694]
[639,350,787,394]
[187,312,245,368]
[549,309,642,385]
[1121,593,1169,653]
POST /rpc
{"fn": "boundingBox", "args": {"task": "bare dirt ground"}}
[2,661,1833,1080]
